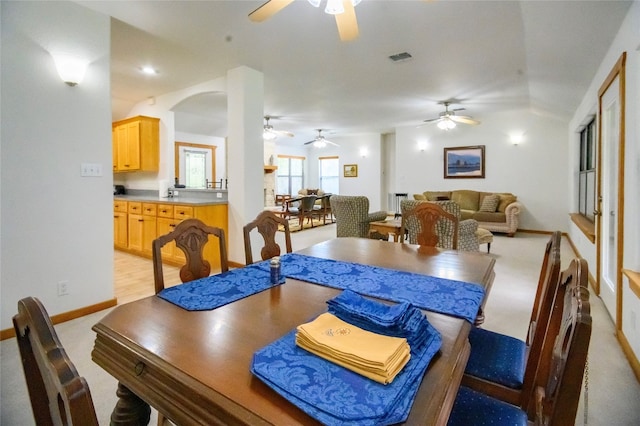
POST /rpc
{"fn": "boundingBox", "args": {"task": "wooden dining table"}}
[92,237,495,425]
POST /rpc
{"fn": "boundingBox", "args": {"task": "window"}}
[184,149,207,188]
[319,156,339,194]
[578,118,596,221]
[276,155,305,195]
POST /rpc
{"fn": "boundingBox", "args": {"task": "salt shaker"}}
[270,256,281,284]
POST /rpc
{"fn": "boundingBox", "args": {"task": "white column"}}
[226,66,264,264]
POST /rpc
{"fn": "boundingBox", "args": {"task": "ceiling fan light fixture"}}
[263,130,278,141]
[324,0,344,14]
[314,139,327,148]
[437,118,456,130]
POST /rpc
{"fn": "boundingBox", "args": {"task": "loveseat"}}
[413,190,522,236]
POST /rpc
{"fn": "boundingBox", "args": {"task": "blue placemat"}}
[258,253,485,323]
[157,261,285,311]
[251,317,442,425]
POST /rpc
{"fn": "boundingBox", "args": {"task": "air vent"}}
[389,52,412,62]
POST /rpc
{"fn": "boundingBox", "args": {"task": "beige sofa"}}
[413,190,522,236]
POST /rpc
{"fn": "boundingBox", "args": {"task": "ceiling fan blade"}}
[275,130,295,138]
[248,0,294,22]
[303,140,316,145]
[423,117,441,123]
[335,0,359,41]
[450,115,480,125]
[325,140,340,147]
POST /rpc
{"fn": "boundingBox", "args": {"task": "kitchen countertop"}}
[114,194,227,206]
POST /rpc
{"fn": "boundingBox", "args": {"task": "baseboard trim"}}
[0,298,117,341]
[617,330,640,383]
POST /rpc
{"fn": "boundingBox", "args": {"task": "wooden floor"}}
[114,250,185,305]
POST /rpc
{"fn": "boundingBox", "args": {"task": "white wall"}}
[275,134,384,211]
[568,1,640,360]
[395,108,569,231]
[1,1,112,330]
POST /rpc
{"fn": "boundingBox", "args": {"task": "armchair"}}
[401,200,480,251]
[329,195,388,238]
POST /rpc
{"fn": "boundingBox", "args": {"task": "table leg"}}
[110,382,151,426]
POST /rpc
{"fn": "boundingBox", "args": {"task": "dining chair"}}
[286,195,318,229]
[401,200,480,251]
[448,258,592,426]
[462,232,563,410]
[13,296,101,426]
[243,210,293,264]
[152,218,228,294]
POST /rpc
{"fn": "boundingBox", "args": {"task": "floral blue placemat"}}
[157,261,284,311]
[259,253,485,323]
[251,317,442,425]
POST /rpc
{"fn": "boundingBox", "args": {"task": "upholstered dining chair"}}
[448,258,592,426]
[329,195,388,238]
[152,218,228,294]
[285,195,318,229]
[243,210,293,265]
[13,297,102,426]
[401,200,479,251]
[461,232,563,412]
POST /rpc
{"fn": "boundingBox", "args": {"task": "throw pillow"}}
[436,196,450,201]
[497,195,517,212]
[479,194,500,212]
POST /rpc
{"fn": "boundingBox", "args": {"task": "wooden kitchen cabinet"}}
[115,199,228,270]
[112,116,160,172]
[128,202,158,255]
[113,201,128,249]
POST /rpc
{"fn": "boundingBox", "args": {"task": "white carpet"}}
[1,229,639,425]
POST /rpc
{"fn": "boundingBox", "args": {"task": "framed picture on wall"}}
[344,164,358,177]
[444,145,485,178]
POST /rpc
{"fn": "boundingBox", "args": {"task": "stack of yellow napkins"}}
[296,312,411,384]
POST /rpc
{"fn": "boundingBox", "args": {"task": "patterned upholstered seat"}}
[462,232,562,408]
[329,195,388,238]
[449,258,592,426]
[400,200,479,251]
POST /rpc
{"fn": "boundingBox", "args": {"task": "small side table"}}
[369,219,404,243]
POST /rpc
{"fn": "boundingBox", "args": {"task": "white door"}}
[599,75,619,318]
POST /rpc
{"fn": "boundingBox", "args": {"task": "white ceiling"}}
[77,0,632,145]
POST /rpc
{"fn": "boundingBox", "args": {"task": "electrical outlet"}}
[216,192,222,198]
[57,280,69,296]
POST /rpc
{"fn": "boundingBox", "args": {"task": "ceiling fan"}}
[422,102,481,130]
[263,115,294,141]
[249,0,360,42]
[304,129,340,147]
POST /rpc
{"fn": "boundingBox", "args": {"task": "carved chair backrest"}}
[152,218,228,294]
[243,210,292,265]
[533,258,591,425]
[13,297,99,426]
[402,201,459,249]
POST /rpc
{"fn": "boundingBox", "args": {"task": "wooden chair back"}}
[243,210,292,265]
[152,218,228,294]
[462,231,563,408]
[13,297,99,426]
[402,201,459,249]
[534,258,591,425]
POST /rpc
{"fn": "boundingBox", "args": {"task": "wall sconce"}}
[417,141,428,152]
[52,53,90,86]
[510,133,524,146]
[359,148,368,158]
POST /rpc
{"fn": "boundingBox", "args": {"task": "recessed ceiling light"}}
[140,66,158,75]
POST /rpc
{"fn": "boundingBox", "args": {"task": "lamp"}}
[437,117,456,130]
[308,0,362,14]
[52,53,89,86]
